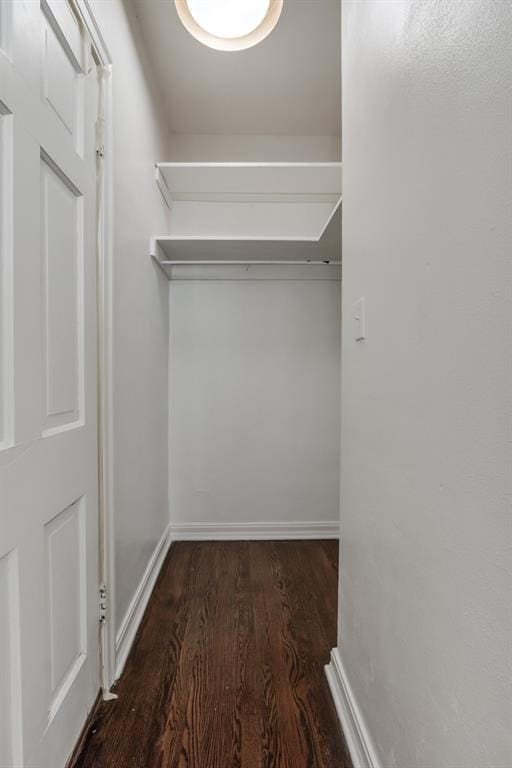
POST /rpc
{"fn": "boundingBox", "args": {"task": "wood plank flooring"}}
[71,541,352,768]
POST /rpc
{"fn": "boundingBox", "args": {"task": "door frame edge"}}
[74,0,117,694]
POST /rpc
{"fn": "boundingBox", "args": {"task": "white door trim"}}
[74,0,116,695]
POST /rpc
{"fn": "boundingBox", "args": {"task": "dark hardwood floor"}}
[71,540,352,768]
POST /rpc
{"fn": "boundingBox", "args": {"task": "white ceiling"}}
[131,0,341,136]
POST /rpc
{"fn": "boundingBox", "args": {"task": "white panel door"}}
[0,1,100,765]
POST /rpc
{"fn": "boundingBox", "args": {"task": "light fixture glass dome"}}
[175,0,283,51]
[187,0,270,39]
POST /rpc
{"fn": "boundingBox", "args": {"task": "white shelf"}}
[150,200,341,281]
[151,161,342,280]
[155,161,342,203]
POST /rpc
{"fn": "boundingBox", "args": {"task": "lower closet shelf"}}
[149,200,341,280]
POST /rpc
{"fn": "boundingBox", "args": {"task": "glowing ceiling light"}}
[187,0,270,38]
[175,0,284,51]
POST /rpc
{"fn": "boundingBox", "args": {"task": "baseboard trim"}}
[170,521,339,541]
[325,648,381,768]
[115,525,172,679]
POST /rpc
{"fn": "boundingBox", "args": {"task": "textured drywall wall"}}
[169,280,341,529]
[90,0,170,632]
[338,1,512,766]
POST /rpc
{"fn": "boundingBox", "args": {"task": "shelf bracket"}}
[155,166,173,210]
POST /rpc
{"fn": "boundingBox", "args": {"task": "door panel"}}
[41,155,83,434]
[43,21,78,136]
[45,497,87,721]
[0,1,100,765]
[0,548,23,767]
[42,0,84,71]
[0,0,13,60]
[41,0,85,154]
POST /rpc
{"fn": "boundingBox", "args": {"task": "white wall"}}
[338,1,511,767]
[167,133,340,161]
[90,0,170,631]
[169,280,341,532]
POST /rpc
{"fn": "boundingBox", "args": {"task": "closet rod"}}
[159,260,342,266]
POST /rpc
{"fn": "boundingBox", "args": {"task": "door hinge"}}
[96,116,106,158]
[99,585,108,624]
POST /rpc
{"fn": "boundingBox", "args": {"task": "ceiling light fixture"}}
[175,0,283,51]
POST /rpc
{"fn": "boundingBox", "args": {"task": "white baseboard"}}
[170,521,339,541]
[325,648,381,768]
[115,525,172,679]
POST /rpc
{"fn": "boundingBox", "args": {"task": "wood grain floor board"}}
[71,540,352,768]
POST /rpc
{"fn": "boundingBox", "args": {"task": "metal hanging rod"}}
[158,260,341,266]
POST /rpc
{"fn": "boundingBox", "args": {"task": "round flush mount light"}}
[175,0,283,51]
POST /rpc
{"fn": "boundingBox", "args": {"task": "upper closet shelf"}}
[155,161,342,205]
